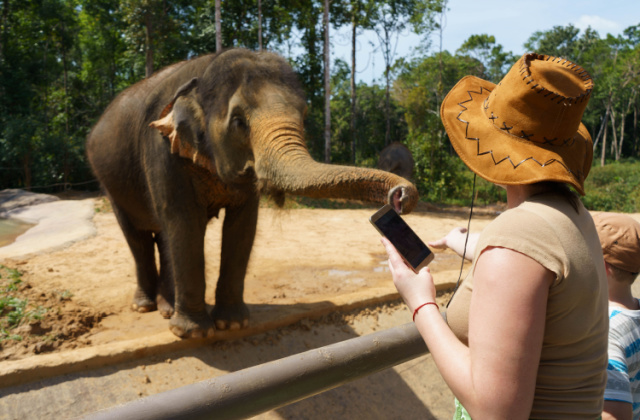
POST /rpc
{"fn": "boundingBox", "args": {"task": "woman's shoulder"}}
[490,192,584,233]
[484,203,555,236]
[476,198,568,279]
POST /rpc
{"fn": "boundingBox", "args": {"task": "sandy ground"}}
[1,195,495,355]
[22,190,637,418]
[0,192,496,419]
[1,192,638,419]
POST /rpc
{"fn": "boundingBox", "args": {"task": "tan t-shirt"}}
[446,193,608,418]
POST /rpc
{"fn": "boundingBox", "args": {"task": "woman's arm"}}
[603,400,633,420]
[428,227,479,261]
[383,239,553,419]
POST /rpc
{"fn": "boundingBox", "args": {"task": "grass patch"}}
[583,160,640,213]
[94,197,113,213]
[0,265,47,342]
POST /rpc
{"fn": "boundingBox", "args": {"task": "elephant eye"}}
[231,115,247,131]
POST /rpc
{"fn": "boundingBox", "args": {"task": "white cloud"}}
[574,15,620,35]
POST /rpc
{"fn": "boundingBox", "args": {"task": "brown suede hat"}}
[593,212,640,274]
[440,53,594,195]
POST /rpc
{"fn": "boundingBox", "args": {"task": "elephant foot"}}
[132,289,157,313]
[211,303,250,331]
[157,294,174,319]
[169,311,215,339]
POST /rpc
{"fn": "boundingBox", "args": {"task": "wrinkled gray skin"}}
[86,49,419,338]
[378,142,415,181]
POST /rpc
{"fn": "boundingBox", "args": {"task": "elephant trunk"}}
[252,120,419,213]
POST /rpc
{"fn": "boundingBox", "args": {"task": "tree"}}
[215,0,221,51]
[524,24,582,60]
[190,0,296,54]
[330,59,407,167]
[323,0,331,163]
[525,24,640,165]
[371,0,440,146]
[329,0,377,163]
[257,0,262,50]
[456,34,515,82]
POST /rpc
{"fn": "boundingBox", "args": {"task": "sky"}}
[331,0,640,84]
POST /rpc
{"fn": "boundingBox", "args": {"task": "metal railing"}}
[83,322,427,420]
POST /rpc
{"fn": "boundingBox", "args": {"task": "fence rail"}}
[83,322,428,420]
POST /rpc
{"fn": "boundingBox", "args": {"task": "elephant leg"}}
[164,214,214,338]
[154,232,175,319]
[146,172,214,338]
[212,194,259,330]
[111,203,159,313]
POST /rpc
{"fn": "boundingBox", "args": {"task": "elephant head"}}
[378,142,415,181]
[150,49,418,213]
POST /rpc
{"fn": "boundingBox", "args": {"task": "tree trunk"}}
[323,0,331,163]
[62,45,70,185]
[0,0,8,60]
[383,25,391,147]
[258,0,262,51]
[215,0,222,52]
[615,90,636,161]
[609,110,618,160]
[145,11,153,77]
[350,17,357,164]
[23,151,31,190]
[594,95,612,165]
[601,115,608,167]
[634,103,638,156]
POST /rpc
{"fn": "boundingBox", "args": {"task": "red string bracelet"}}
[412,302,439,321]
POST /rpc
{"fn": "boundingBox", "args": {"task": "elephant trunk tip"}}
[388,183,419,214]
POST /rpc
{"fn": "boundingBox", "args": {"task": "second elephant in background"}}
[378,142,415,181]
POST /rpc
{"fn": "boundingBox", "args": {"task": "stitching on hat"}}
[456,88,585,182]
[500,122,513,133]
[520,131,533,140]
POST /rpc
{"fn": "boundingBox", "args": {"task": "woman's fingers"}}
[428,238,447,249]
[381,237,402,264]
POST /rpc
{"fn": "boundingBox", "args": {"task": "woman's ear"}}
[150,78,214,172]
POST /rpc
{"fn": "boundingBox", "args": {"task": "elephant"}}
[377,142,415,181]
[86,48,419,339]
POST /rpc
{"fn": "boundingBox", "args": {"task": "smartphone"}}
[370,204,434,273]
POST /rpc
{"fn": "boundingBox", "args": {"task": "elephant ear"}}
[149,78,215,173]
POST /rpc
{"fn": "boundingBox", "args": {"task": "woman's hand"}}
[428,227,467,249]
[381,237,436,312]
[428,227,478,261]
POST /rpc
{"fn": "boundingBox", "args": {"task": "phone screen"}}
[371,205,433,271]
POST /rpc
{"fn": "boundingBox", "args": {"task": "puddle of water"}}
[0,218,36,247]
[328,269,354,277]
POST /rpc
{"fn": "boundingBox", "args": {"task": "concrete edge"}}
[0,282,455,389]
[0,199,97,260]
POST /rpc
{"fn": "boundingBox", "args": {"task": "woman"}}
[382,53,608,418]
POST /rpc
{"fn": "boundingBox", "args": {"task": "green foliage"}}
[0,1,638,214]
[330,59,407,165]
[0,265,47,342]
[583,160,640,212]
[456,34,517,82]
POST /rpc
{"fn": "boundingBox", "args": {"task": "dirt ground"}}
[0,196,499,361]
[0,194,502,418]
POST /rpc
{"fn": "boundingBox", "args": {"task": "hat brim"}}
[441,76,592,195]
